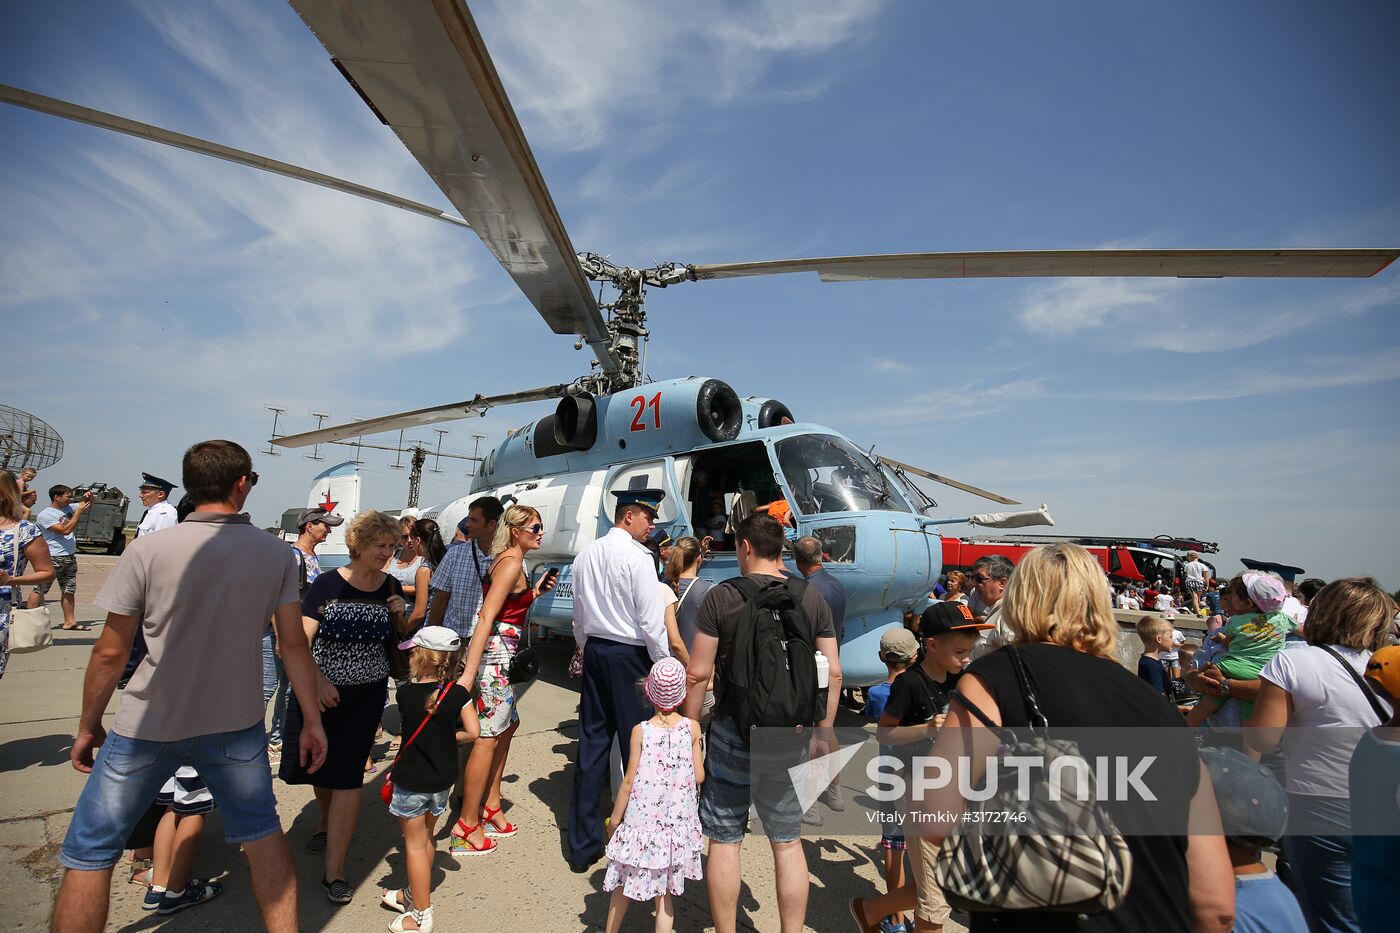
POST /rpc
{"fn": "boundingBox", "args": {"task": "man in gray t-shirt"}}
[52,440,327,933]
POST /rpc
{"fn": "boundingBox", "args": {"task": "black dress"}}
[280,570,401,790]
[963,643,1199,933]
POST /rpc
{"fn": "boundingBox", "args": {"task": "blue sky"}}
[3,0,1398,585]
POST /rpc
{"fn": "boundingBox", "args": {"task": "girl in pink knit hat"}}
[601,656,704,932]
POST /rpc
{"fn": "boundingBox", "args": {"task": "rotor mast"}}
[576,253,692,392]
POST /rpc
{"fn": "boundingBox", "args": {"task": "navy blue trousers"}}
[568,637,652,866]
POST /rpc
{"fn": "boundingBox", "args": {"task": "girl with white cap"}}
[602,656,705,933]
[379,625,478,933]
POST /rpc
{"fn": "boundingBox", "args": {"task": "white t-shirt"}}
[1183,561,1208,584]
[1153,593,1174,611]
[1259,644,1382,797]
[1161,629,1186,663]
[1114,591,1131,609]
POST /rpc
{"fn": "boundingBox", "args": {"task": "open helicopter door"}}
[600,457,693,544]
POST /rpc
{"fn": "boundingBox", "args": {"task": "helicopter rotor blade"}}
[878,456,1020,506]
[690,248,1399,282]
[271,384,570,449]
[289,0,618,373]
[0,83,472,231]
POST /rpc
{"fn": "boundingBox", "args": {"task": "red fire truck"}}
[941,534,1219,586]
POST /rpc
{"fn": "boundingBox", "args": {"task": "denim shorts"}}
[389,785,451,819]
[60,721,279,870]
[698,716,806,844]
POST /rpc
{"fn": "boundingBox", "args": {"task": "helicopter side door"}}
[599,457,693,542]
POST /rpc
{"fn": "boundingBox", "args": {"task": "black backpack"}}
[715,576,823,744]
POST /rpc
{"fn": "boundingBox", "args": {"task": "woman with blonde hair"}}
[450,504,557,856]
[279,509,407,904]
[0,470,55,680]
[1245,577,1396,933]
[851,543,1234,933]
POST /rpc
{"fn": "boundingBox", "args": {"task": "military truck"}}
[70,483,131,554]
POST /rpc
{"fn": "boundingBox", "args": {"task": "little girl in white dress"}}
[603,656,705,933]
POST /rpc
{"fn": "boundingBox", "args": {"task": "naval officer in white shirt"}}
[567,488,670,872]
[135,474,179,538]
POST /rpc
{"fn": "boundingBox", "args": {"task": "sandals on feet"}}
[381,888,413,912]
[448,821,496,857]
[305,831,328,853]
[128,857,153,887]
[322,877,353,904]
[389,905,434,932]
[480,804,518,838]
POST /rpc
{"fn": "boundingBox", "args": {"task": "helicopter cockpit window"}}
[775,435,910,515]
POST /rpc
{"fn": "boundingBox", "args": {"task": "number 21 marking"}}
[629,392,662,432]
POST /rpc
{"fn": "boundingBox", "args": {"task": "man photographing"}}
[29,484,94,632]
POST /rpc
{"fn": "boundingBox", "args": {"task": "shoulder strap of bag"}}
[1004,645,1050,729]
[675,577,700,612]
[726,574,763,602]
[1317,645,1390,723]
[949,688,1016,747]
[390,682,454,770]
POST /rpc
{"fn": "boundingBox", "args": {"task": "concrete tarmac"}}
[0,555,920,932]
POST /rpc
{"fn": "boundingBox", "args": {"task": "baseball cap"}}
[398,625,462,653]
[298,507,344,529]
[918,601,994,639]
[1365,645,1400,702]
[879,627,919,662]
[1198,746,1288,846]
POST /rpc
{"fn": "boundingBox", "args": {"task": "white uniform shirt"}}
[571,526,669,662]
[137,500,178,538]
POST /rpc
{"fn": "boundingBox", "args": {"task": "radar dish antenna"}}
[0,404,64,472]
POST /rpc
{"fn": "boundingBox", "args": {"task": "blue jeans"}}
[60,722,279,870]
[262,631,287,746]
[1283,793,1359,933]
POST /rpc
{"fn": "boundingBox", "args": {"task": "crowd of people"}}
[3,441,1398,933]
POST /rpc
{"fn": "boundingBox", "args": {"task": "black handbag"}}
[507,620,538,684]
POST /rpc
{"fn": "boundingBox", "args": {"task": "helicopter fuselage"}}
[424,376,939,685]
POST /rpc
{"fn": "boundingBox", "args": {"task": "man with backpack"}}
[684,514,842,933]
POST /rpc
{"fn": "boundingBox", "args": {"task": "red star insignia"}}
[319,491,338,514]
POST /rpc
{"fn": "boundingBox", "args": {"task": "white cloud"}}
[476,0,879,151]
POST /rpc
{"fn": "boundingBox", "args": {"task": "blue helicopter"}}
[9,2,1394,681]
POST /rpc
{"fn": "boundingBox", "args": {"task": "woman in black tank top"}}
[856,544,1234,933]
